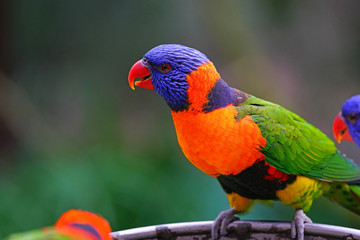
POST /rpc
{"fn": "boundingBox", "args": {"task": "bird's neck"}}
[182,62,243,113]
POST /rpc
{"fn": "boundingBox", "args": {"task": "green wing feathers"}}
[306,153,360,182]
[236,95,360,183]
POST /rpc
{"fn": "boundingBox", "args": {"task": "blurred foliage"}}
[0,0,360,237]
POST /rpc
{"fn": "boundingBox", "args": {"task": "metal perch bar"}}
[111,220,360,240]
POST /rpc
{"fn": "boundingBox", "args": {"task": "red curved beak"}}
[128,60,154,90]
[333,112,353,143]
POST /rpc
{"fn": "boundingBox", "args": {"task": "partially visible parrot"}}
[128,44,360,240]
[6,209,113,240]
[333,95,360,148]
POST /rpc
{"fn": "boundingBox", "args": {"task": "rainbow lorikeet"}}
[128,44,360,240]
[6,209,112,240]
[333,95,360,148]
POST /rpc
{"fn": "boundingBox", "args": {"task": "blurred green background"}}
[1,0,360,237]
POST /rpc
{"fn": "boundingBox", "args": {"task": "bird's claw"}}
[291,209,312,240]
[211,208,239,239]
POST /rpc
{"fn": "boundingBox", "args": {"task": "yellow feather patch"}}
[226,192,254,213]
[276,176,325,212]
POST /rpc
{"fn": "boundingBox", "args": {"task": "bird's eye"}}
[159,63,172,73]
[347,112,359,124]
[142,58,148,64]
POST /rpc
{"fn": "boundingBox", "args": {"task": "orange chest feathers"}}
[171,106,267,177]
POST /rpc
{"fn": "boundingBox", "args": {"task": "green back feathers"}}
[236,95,360,183]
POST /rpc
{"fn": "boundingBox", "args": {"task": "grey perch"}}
[111,220,360,240]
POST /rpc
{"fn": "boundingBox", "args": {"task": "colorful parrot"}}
[6,209,113,240]
[333,95,360,148]
[128,44,360,240]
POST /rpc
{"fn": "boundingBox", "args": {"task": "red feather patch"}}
[264,162,292,182]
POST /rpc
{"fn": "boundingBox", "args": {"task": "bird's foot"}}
[211,208,239,239]
[291,209,312,240]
